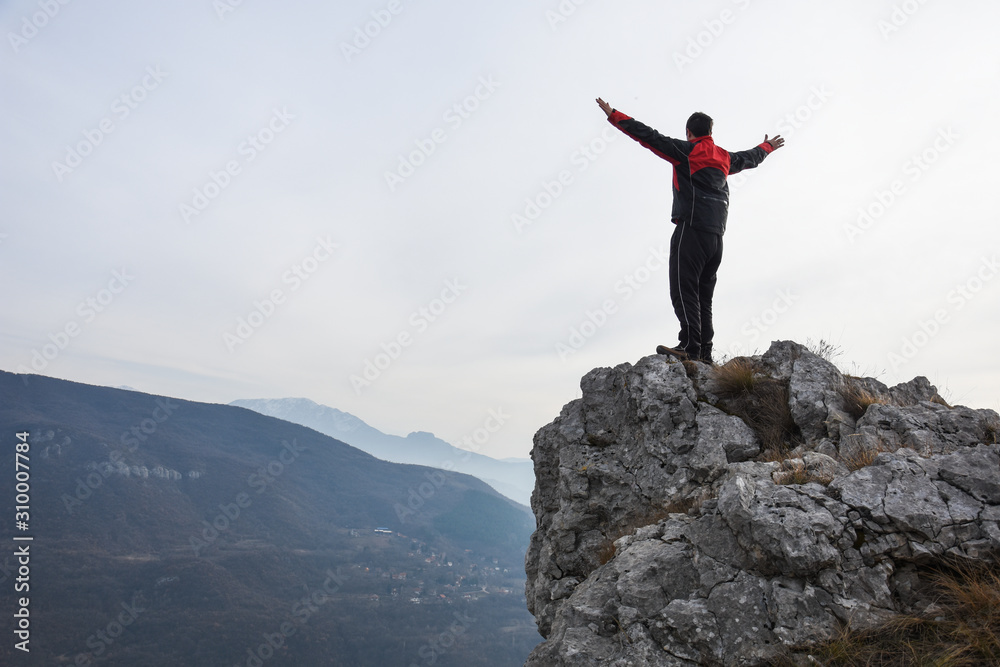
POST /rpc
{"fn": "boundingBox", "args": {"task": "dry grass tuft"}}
[713,357,761,395]
[930,394,953,409]
[596,508,671,566]
[838,433,895,472]
[983,421,999,445]
[838,433,900,472]
[782,560,1000,666]
[842,446,883,472]
[680,359,700,377]
[596,540,617,567]
[595,494,714,566]
[712,358,800,459]
[839,378,890,421]
[806,337,843,364]
[774,459,834,486]
[773,460,812,486]
[758,446,791,464]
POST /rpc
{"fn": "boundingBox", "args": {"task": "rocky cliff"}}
[524,341,1000,665]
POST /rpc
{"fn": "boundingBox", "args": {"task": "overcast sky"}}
[3,0,998,459]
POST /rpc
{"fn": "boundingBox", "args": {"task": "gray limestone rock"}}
[849,401,999,459]
[760,340,850,445]
[525,340,1000,665]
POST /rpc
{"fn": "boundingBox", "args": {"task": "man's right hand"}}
[596,97,613,118]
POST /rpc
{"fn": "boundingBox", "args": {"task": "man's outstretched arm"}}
[596,97,688,165]
[729,134,785,174]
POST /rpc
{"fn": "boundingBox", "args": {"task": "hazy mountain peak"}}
[231,397,370,434]
[230,398,534,506]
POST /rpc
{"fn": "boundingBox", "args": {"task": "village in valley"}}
[337,527,524,607]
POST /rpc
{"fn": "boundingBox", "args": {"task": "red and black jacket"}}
[607,109,774,235]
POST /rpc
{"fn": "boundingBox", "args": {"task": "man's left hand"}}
[764,134,785,150]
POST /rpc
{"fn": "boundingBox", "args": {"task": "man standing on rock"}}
[596,97,784,364]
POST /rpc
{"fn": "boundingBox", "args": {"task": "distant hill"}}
[0,371,540,666]
[230,398,535,506]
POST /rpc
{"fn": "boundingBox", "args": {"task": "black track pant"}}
[669,222,723,360]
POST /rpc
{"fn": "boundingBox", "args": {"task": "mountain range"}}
[0,371,540,666]
[230,398,535,506]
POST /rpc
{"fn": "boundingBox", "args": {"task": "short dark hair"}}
[686,112,713,137]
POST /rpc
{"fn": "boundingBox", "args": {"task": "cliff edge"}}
[524,340,1000,665]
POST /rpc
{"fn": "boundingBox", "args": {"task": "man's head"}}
[686,112,713,140]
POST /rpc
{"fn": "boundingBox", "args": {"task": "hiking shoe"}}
[700,344,714,366]
[655,345,689,360]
